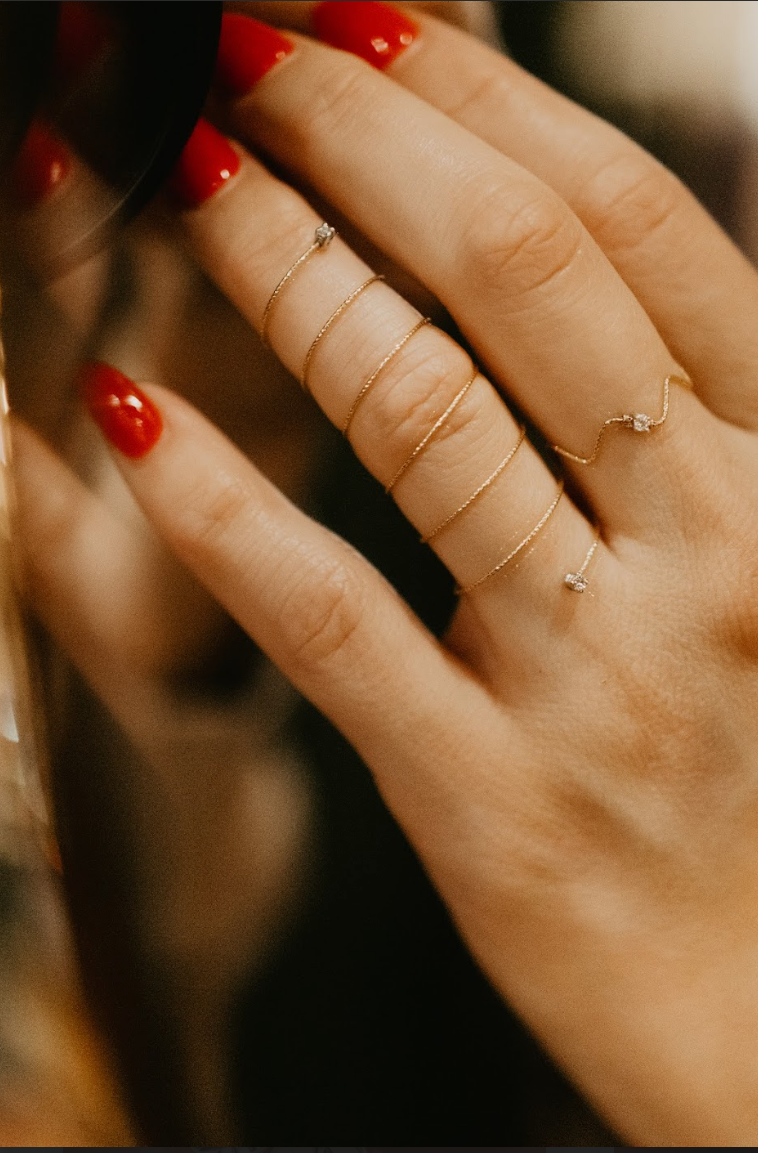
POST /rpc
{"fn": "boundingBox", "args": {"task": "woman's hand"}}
[22,2,758,1143]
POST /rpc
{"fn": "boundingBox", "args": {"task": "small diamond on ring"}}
[315,223,336,247]
[564,571,588,593]
[631,412,653,432]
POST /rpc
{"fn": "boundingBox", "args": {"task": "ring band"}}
[301,274,384,395]
[564,528,600,593]
[385,367,478,494]
[343,317,431,437]
[457,482,565,595]
[422,425,527,543]
[260,222,336,346]
[552,372,692,465]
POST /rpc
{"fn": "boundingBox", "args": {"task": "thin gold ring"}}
[564,528,601,593]
[343,317,431,437]
[457,482,565,595]
[260,222,336,345]
[301,274,384,395]
[552,372,692,465]
[422,425,527,543]
[385,367,478,494]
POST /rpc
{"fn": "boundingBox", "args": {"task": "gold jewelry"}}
[385,367,478,494]
[564,528,600,593]
[343,316,431,437]
[457,482,565,595]
[552,373,692,465]
[260,222,336,345]
[301,274,384,395]
[422,425,527,543]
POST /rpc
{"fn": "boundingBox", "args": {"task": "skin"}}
[14,1,758,1144]
[7,5,479,1140]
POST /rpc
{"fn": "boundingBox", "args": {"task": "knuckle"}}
[441,68,513,126]
[462,184,585,300]
[366,339,475,458]
[280,549,366,672]
[425,371,489,454]
[173,474,255,565]
[290,58,373,150]
[580,152,687,255]
[235,193,312,285]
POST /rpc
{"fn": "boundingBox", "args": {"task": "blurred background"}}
[1,1,757,1146]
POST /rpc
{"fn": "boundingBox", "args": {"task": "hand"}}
[21,1,758,1143]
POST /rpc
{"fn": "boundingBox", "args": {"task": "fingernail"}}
[312,1,418,70]
[11,123,71,207]
[215,13,294,95]
[168,118,240,209]
[81,362,163,459]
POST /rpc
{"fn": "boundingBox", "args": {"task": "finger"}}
[12,422,228,679]
[78,365,501,807]
[244,2,758,429]
[169,123,600,621]
[211,15,723,536]
[5,121,117,281]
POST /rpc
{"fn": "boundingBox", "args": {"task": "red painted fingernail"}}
[312,1,417,70]
[168,118,240,209]
[81,362,163,459]
[11,123,71,207]
[215,13,294,95]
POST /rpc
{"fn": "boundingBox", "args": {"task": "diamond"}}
[631,412,653,432]
[314,223,336,247]
[564,571,588,593]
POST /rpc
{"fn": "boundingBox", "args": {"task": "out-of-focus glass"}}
[0,1,221,279]
[0,322,49,856]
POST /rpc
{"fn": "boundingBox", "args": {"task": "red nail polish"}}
[312,1,417,70]
[215,14,294,95]
[81,362,162,459]
[168,119,240,209]
[11,123,71,207]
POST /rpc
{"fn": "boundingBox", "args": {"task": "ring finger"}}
[170,122,603,624]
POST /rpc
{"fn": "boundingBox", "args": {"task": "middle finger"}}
[171,126,600,627]
[214,14,721,537]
